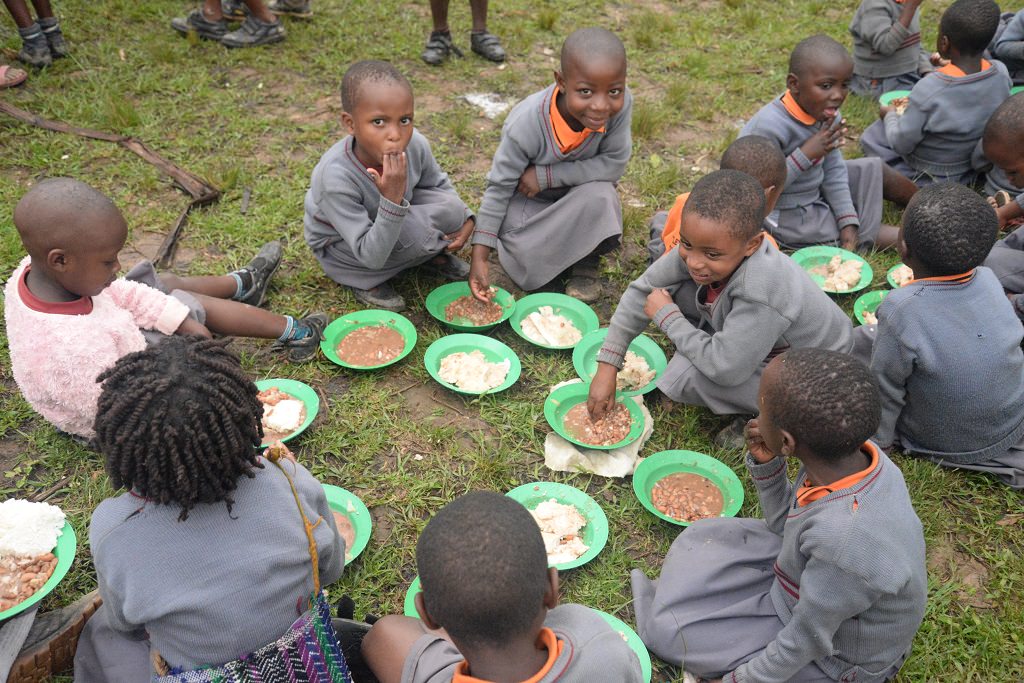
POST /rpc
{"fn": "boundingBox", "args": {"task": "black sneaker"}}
[10,591,103,682]
[269,0,313,18]
[277,313,327,362]
[171,9,228,40]
[565,257,602,302]
[236,240,284,307]
[18,32,52,68]
[39,21,69,58]
[421,30,462,65]
[221,14,286,47]
[713,416,751,450]
[349,282,406,311]
[222,0,248,20]
[470,31,505,62]
[421,254,470,281]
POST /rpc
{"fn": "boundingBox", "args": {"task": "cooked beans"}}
[651,473,724,523]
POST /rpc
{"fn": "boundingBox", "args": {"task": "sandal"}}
[422,30,462,65]
[0,64,28,89]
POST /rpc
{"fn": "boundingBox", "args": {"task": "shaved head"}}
[560,27,627,75]
[789,34,851,77]
[14,178,125,257]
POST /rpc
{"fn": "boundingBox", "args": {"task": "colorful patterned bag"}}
[154,453,351,683]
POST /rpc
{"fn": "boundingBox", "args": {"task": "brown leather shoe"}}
[9,591,102,683]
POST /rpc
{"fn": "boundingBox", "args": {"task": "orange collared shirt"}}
[452,628,564,683]
[905,268,976,287]
[549,92,604,154]
[937,59,991,78]
[795,442,879,507]
[781,90,817,126]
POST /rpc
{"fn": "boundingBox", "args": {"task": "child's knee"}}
[362,614,425,681]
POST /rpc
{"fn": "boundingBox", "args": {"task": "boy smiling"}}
[468,27,632,302]
[588,171,852,440]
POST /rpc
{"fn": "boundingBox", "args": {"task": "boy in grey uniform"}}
[467,27,631,303]
[588,171,852,436]
[305,60,475,311]
[361,491,643,683]
[740,35,899,250]
[849,0,939,98]
[632,349,927,683]
[863,183,1024,488]
[861,0,1010,186]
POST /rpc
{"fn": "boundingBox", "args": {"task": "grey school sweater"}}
[471,84,632,248]
[871,267,1024,463]
[849,0,930,79]
[89,457,344,670]
[993,11,1024,62]
[597,241,853,385]
[740,98,859,230]
[732,447,927,683]
[882,61,1011,176]
[304,130,472,269]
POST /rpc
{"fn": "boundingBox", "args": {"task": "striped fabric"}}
[155,592,351,683]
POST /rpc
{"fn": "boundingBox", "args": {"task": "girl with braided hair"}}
[73,335,346,682]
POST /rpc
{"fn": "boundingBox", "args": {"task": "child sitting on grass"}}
[304,60,475,312]
[740,35,904,250]
[848,0,936,99]
[632,349,927,683]
[361,491,643,683]
[468,27,631,303]
[648,134,786,262]
[73,336,345,681]
[588,170,853,443]
[860,183,1024,488]
[3,177,326,440]
[991,8,1024,83]
[861,0,1010,187]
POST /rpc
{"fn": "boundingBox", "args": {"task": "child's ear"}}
[785,73,799,96]
[763,184,781,215]
[414,592,442,631]
[897,226,910,261]
[937,35,951,58]
[780,429,797,458]
[743,231,765,257]
[554,69,565,94]
[341,111,356,136]
[543,567,560,609]
[47,248,69,272]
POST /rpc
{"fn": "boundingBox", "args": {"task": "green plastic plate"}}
[254,378,319,447]
[1012,85,1024,96]
[591,609,653,683]
[879,89,911,106]
[791,246,873,294]
[506,481,609,571]
[853,290,889,325]
[424,282,516,332]
[632,450,745,527]
[0,520,76,622]
[322,484,372,563]
[404,575,422,618]
[509,293,599,350]
[572,329,668,397]
[544,382,645,451]
[423,334,522,395]
[887,262,914,288]
[320,310,417,370]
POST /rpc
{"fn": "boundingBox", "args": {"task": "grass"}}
[1,1,1022,681]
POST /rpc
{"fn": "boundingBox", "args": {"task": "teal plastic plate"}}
[0,520,76,622]
[887,262,914,288]
[424,282,516,332]
[791,246,873,294]
[423,334,522,395]
[507,481,609,571]
[255,378,319,447]
[320,310,417,370]
[632,450,745,527]
[404,575,422,618]
[322,484,372,563]
[853,290,889,325]
[509,293,599,350]
[572,329,668,397]
[879,89,911,106]
[1012,85,1024,96]
[544,382,645,451]
[592,609,653,683]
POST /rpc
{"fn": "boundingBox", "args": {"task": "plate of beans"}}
[632,450,744,526]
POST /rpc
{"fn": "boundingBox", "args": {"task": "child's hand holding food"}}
[744,418,777,464]
[586,363,619,422]
[644,288,674,319]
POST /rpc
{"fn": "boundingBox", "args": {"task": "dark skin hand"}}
[367,151,408,206]
[468,244,493,302]
[175,316,212,339]
[800,116,846,162]
[444,217,475,252]
[839,225,858,252]
[518,166,541,198]
[744,418,778,464]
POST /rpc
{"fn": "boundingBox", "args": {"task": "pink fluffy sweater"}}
[4,257,191,438]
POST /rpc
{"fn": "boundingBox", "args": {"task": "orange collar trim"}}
[549,90,603,154]
[796,442,879,507]
[452,628,563,683]
[937,59,990,78]
[906,268,975,286]
[781,91,817,126]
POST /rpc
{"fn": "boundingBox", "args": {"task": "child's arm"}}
[855,0,924,56]
[531,100,633,191]
[994,40,1024,63]
[744,421,795,535]
[998,195,1024,228]
[103,279,192,335]
[818,149,860,251]
[413,135,475,251]
[868,315,912,449]
[727,557,883,683]
[880,90,930,158]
